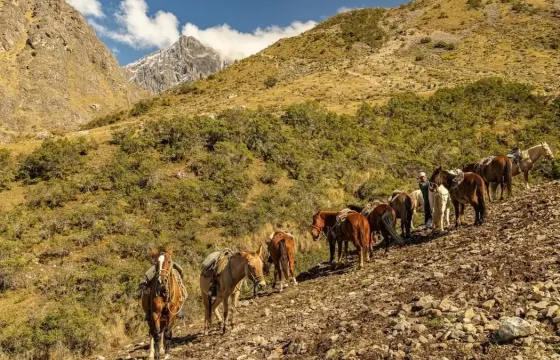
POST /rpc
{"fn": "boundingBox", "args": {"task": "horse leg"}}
[499,182,505,201]
[152,315,162,360]
[329,237,335,264]
[148,335,155,360]
[524,171,530,189]
[212,297,224,329]
[337,238,343,267]
[222,295,230,335]
[453,200,460,228]
[272,264,278,289]
[344,238,350,266]
[158,327,165,357]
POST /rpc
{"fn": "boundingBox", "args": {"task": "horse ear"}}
[257,244,264,258]
[165,246,173,256]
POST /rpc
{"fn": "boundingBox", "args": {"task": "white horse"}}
[428,184,451,232]
[509,142,554,189]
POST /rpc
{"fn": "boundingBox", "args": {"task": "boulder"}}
[495,317,535,343]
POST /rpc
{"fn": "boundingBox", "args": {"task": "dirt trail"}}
[114,181,560,360]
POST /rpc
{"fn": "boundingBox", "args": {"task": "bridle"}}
[156,253,172,300]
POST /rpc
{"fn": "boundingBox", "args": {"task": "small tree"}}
[264,76,278,89]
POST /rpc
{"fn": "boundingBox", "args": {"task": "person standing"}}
[418,172,432,228]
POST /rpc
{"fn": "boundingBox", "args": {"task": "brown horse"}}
[431,167,486,227]
[463,155,512,201]
[349,204,404,253]
[200,247,266,335]
[268,231,297,291]
[511,143,554,189]
[142,248,186,360]
[311,210,371,269]
[388,192,414,239]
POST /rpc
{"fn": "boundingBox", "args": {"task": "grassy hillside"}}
[78,0,560,126]
[0,78,559,359]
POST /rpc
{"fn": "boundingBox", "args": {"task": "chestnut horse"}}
[142,248,186,360]
[388,192,414,238]
[311,210,371,269]
[268,231,297,292]
[349,204,404,253]
[431,167,486,227]
[463,155,512,201]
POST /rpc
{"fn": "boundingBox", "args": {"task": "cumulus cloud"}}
[182,21,317,61]
[93,0,180,49]
[66,0,104,17]
[337,6,362,13]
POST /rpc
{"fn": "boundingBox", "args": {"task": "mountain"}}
[124,35,226,94]
[0,0,141,139]
[109,1,559,119]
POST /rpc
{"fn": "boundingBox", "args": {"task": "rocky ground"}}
[114,181,560,360]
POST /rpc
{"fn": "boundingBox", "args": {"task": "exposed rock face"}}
[0,0,141,137]
[124,35,226,94]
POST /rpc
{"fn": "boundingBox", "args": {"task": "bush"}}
[420,37,432,44]
[0,149,14,190]
[18,137,97,182]
[415,54,425,61]
[434,41,456,50]
[82,110,126,130]
[264,76,278,89]
[259,163,283,184]
[129,99,153,117]
[467,0,483,8]
[26,180,79,209]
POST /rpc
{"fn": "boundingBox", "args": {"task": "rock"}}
[95,356,105,360]
[413,324,427,333]
[397,303,412,314]
[533,301,549,310]
[325,349,338,359]
[482,299,495,310]
[414,296,435,311]
[485,320,500,331]
[449,329,466,339]
[546,305,559,318]
[495,317,535,343]
[438,298,454,312]
[393,320,411,332]
[463,308,475,321]
[552,316,560,324]
[264,308,271,317]
[522,336,534,347]
[434,272,445,279]
[90,103,101,111]
[419,335,429,344]
[463,323,477,334]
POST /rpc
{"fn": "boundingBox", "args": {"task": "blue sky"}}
[67,0,406,65]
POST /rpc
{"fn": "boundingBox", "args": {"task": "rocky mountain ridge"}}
[124,35,226,94]
[0,0,141,139]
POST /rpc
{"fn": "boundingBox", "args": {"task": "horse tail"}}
[279,239,290,282]
[381,208,404,245]
[504,157,513,197]
[477,178,486,223]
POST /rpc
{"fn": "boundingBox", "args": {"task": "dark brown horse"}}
[311,210,371,269]
[431,167,486,227]
[463,155,512,201]
[388,192,414,239]
[349,204,404,253]
[142,248,186,360]
[268,231,297,292]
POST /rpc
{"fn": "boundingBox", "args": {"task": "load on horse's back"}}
[463,154,512,201]
[267,231,297,292]
[508,143,554,189]
[141,248,187,360]
[200,246,266,335]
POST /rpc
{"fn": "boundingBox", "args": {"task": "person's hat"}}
[419,172,426,178]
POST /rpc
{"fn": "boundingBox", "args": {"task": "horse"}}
[463,155,512,201]
[200,247,266,335]
[268,231,297,292]
[428,183,451,232]
[350,204,404,253]
[431,167,486,227]
[141,248,186,360]
[388,192,414,238]
[510,143,554,189]
[311,210,371,269]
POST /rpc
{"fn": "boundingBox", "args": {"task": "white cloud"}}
[66,0,104,17]
[337,6,362,13]
[182,21,317,61]
[93,0,180,49]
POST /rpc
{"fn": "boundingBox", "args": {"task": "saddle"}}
[448,169,465,190]
[360,202,379,217]
[336,208,356,227]
[475,156,494,172]
[201,249,236,278]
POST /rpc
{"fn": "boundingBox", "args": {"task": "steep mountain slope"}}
[110,0,559,122]
[115,181,560,360]
[124,35,226,94]
[0,0,141,139]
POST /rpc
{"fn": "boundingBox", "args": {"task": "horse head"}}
[311,211,324,241]
[151,247,173,299]
[542,142,554,159]
[244,246,267,288]
[430,166,443,185]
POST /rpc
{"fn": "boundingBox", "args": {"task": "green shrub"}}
[173,83,205,95]
[0,149,15,190]
[415,54,425,61]
[337,8,387,48]
[82,110,126,129]
[129,99,153,117]
[467,0,483,8]
[434,41,456,50]
[259,163,283,184]
[26,180,79,209]
[264,76,278,89]
[18,137,97,182]
[420,37,432,44]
